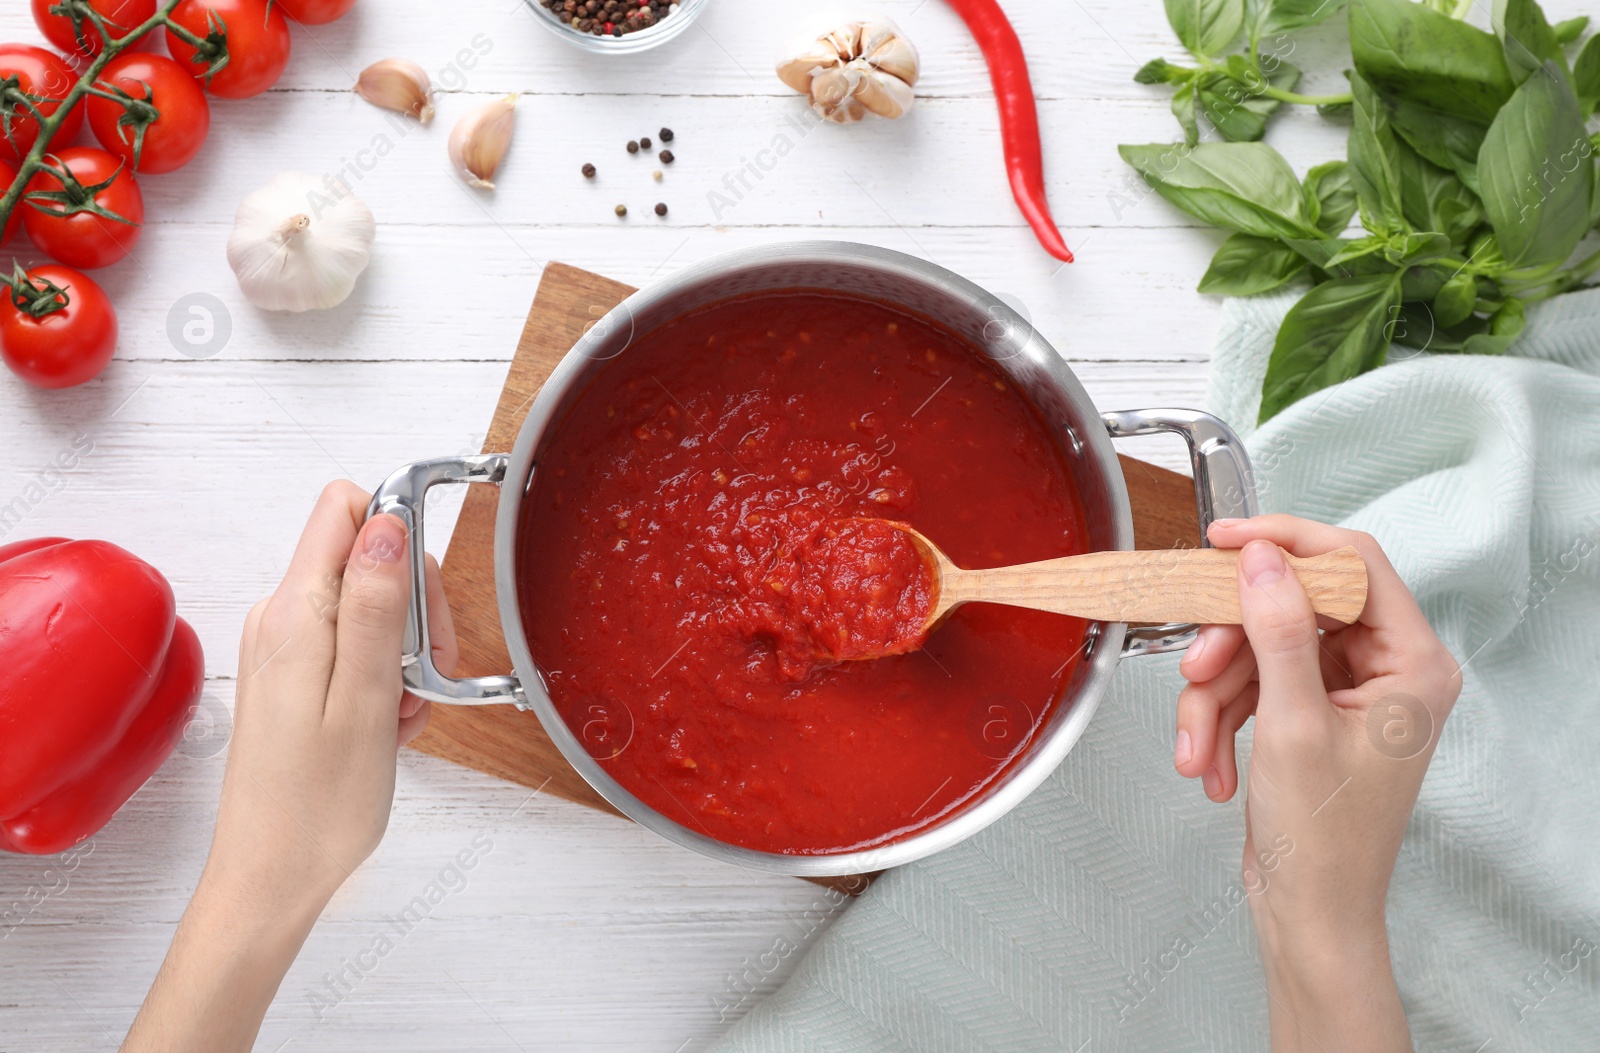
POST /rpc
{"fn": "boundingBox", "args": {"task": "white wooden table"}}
[3,1,1577,1049]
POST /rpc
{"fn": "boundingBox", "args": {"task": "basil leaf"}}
[1350,0,1514,126]
[1385,231,1452,265]
[1348,72,1404,230]
[1492,0,1566,85]
[1460,298,1526,354]
[1383,93,1487,188]
[1165,0,1246,57]
[1552,16,1588,45]
[1433,271,1478,327]
[1197,60,1302,142]
[1401,265,1448,301]
[1258,270,1406,422]
[1171,84,1201,146]
[1257,0,1350,36]
[1388,301,1450,350]
[1396,141,1484,247]
[1576,35,1600,112]
[1136,58,1191,84]
[1118,142,1319,238]
[1199,233,1310,294]
[1477,65,1595,271]
[1286,237,1397,275]
[1305,160,1358,233]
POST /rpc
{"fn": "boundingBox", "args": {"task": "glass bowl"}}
[524,0,710,54]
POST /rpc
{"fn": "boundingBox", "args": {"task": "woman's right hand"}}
[1174,515,1461,1053]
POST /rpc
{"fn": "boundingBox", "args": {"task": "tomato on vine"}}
[0,45,85,165]
[0,263,117,389]
[88,53,211,174]
[275,0,357,24]
[166,0,292,100]
[30,0,158,57]
[22,146,144,270]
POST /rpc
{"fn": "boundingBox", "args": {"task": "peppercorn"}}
[659,149,674,164]
[659,127,674,142]
[615,204,628,217]
[654,202,667,216]
[582,163,596,178]
[640,136,652,150]
[652,169,663,181]
[627,140,639,154]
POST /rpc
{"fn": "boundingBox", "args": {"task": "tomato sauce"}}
[519,290,1090,854]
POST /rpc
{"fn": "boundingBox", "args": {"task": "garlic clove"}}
[809,63,864,119]
[777,18,919,122]
[355,58,436,124]
[854,66,916,119]
[860,21,920,87]
[777,42,842,95]
[227,172,376,313]
[449,94,518,190]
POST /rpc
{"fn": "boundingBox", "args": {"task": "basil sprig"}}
[1123,0,1600,422]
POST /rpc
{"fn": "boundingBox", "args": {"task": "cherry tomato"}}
[166,0,291,100]
[0,160,21,246]
[22,147,144,270]
[30,0,157,57]
[87,54,210,174]
[275,0,357,24]
[0,264,117,389]
[0,45,84,165]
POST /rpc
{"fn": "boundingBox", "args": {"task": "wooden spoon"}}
[887,521,1368,640]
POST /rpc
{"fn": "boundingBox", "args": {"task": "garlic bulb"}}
[449,94,518,190]
[355,58,435,124]
[777,18,919,123]
[226,172,375,313]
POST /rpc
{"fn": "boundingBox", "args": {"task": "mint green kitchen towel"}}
[707,287,1600,1053]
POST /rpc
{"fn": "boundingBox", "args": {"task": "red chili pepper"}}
[0,537,204,854]
[945,0,1073,262]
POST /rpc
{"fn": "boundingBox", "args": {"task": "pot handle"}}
[367,453,528,708]
[1101,408,1259,658]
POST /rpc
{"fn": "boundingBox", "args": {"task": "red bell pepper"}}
[0,537,204,854]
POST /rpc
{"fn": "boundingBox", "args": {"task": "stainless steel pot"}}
[369,242,1258,877]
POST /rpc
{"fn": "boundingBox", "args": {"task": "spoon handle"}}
[944,546,1368,625]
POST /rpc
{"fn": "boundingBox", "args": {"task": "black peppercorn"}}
[659,127,674,142]
[626,140,639,154]
[654,202,667,216]
[615,204,628,217]
[581,162,596,178]
[640,136,652,150]
[659,149,674,164]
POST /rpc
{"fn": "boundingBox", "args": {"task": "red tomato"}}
[166,0,291,99]
[0,160,21,245]
[87,53,210,174]
[0,45,85,165]
[275,0,357,24]
[22,147,144,270]
[0,264,117,388]
[30,0,157,57]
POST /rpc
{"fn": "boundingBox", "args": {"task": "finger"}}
[1175,643,1257,779]
[279,480,372,601]
[1205,683,1258,803]
[1236,539,1326,713]
[327,514,412,732]
[400,691,427,719]
[1179,624,1246,683]
[1207,516,1427,637]
[398,701,432,749]
[422,554,459,677]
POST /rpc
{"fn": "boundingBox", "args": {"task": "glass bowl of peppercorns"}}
[527,0,708,53]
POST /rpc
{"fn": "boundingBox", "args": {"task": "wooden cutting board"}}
[411,263,1203,890]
